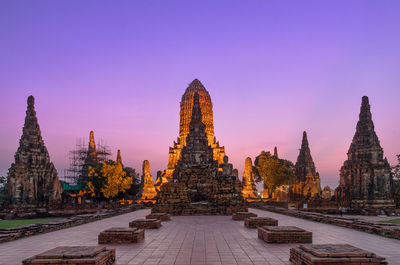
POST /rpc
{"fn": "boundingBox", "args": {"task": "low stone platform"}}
[244,217,278,228]
[22,246,115,265]
[98,227,144,244]
[232,212,257,221]
[146,213,171,221]
[290,244,387,265]
[258,226,312,243]
[129,218,161,229]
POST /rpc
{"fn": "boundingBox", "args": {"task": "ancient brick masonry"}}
[232,212,257,221]
[153,92,247,215]
[241,157,258,200]
[137,160,157,203]
[258,226,312,243]
[129,219,161,229]
[98,227,144,244]
[290,131,321,201]
[335,96,394,208]
[160,79,226,182]
[244,217,278,228]
[22,246,115,265]
[290,244,387,265]
[7,96,63,205]
[146,213,171,221]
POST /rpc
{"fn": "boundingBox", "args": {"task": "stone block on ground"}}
[290,244,387,264]
[244,217,278,228]
[146,213,171,221]
[258,226,312,243]
[129,218,161,229]
[22,246,115,265]
[98,227,144,244]
[232,212,257,221]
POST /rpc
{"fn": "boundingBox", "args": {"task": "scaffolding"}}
[61,137,112,185]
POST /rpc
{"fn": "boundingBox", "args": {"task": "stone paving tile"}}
[0,208,400,264]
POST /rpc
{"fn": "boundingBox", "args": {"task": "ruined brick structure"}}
[241,157,258,200]
[116,149,122,164]
[153,92,246,215]
[136,160,157,203]
[335,96,394,208]
[290,131,321,201]
[160,79,226,182]
[7,96,63,205]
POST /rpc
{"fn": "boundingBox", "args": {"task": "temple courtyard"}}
[0,208,399,265]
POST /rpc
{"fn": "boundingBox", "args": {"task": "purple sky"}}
[1,1,399,189]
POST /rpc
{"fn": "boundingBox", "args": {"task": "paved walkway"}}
[0,208,400,265]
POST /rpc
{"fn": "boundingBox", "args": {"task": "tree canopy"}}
[87,160,133,199]
[254,151,296,195]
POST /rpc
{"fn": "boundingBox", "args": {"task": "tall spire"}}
[116,149,122,164]
[89,130,96,153]
[348,96,382,156]
[85,130,98,165]
[179,79,215,144]
[296,131,316,177]
[7,95,62,204]
[273,146,278,158]
[189,92,204,130]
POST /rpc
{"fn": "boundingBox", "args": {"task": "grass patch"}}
[379,219,400,224]
[0,218,59,229]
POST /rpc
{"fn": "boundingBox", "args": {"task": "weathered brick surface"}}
[259,226,312,243]
[253,204,400,240]
[290,244,387,265]
[232,212,257,221]
[129,218,161,229]
[0,206,139,244]
[244,217,277,228]
[98,227,144,244]
[146,213,171,221]
[22,246,116,265]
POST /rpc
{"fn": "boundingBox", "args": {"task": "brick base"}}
[98,227,144,244]
[146,213,171,221]
[290,244,387,265]
[22,246,115,265]
[258,226,311,243]
[129,219,161,229]
[232,212,257,221]
[244,217,278,228]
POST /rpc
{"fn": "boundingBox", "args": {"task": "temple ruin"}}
[241,157,259,200]
[136,160,157,203]
[290,131,322,201]
[7,96,63,205]
[335,96,394,208]
[161,79,226,182]
[153,92,246,214]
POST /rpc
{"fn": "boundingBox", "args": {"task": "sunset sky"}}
[1,1,399,188]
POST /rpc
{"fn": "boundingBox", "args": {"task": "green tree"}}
[0,176,7,203]
[124,167,141,197]
[87,160,133,199]
[392,154,400,196]
[254,151,296,196]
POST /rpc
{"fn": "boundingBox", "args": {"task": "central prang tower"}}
[158,79,226,184]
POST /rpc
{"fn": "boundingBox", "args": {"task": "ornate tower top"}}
[89,131,96,153]
[274,146,278,158]
[348,96,382,158]
[179,79,214,145]
[116,149,122,164]
[85,130,98,165]
[143,160,151,177]
[295,131,317,177]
